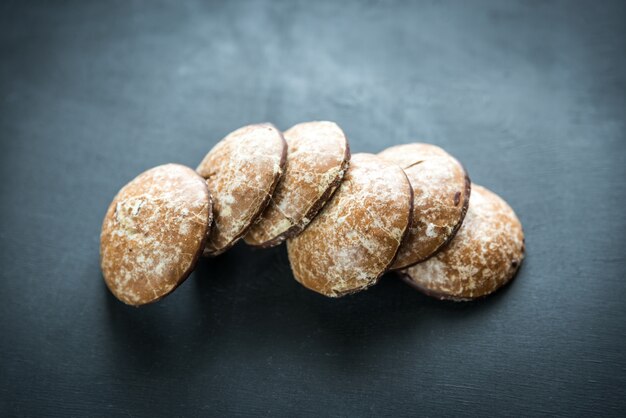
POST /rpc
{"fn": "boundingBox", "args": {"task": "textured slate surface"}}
[1,0,625,416]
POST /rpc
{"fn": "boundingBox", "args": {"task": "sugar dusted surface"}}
[197,124,286,255]
[287,153,412,297]
[245,121,349,247]
[401,184,525,300]
[100,164,211,306]
[378,143,470,269]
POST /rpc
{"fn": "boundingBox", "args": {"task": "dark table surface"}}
[1,0,625,416]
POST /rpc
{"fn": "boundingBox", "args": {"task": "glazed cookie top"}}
[100,164,212,306]
[378,143,470,269]
[245,121,350,247]
[287,153,413,297]
[400,184,525,301]
[197,123,287,255]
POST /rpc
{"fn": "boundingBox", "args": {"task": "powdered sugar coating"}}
[400,184,525,301]
[378,143,470,269]
[245,121,350,247]
[287,153,412,297]
[100,164,212,306]
[197,123,287,255]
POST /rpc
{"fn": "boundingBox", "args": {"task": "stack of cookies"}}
[100,122,525,306]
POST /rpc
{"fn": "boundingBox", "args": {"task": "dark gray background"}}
[1,0,625,416]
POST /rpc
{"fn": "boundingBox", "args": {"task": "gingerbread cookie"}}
[100,164,212,306]
[197,123,287,255]
[399,184,525,301]
[378,143,470,269]
[287,153,412,297]
[245,121,350,247]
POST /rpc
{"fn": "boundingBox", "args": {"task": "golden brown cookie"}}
[244,121,350,248]
[399,184,525,301]
[378,143,470,269]
[287,153,413,297]
[197,123,287,256]
[100,164,212,306]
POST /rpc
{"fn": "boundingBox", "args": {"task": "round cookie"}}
[287,153,413,297]
[197,123,287,256]
[399,184,525,301]
[378,143,470,269]
[245,121,350,248]
[100,164,212,306]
